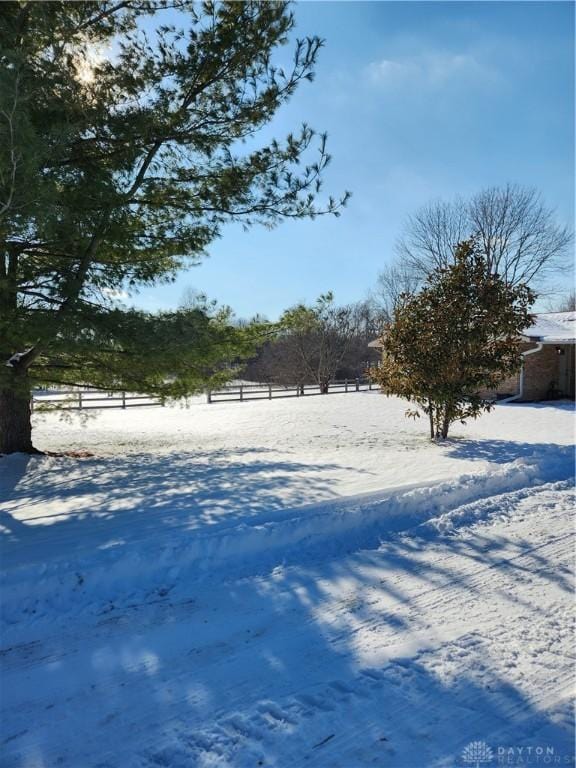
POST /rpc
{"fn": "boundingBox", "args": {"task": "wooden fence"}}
[207,378,377,404]
[31,389,162,411]
[31,378,378,410]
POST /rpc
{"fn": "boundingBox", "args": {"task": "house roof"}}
[368,311,576,348]
[521,311,576,344]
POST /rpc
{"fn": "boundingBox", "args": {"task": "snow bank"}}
[5,396,574,563]
[3,480,574,768]
[2,444,572,629]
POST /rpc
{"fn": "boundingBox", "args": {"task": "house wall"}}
[481,342,531,400]
[558,345,575,399]
[376,339,573,402]
[493,370,521,397]
[521,344,562,400]
[491,342,575,401]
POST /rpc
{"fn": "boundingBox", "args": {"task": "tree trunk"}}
[0,372,37,454]
[440,407,451,440]
[428,400,434,440]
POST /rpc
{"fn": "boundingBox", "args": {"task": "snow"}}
[1,393,575,767]
[371,311,576,348]
[5,348,33,368]
[522,311,576,343]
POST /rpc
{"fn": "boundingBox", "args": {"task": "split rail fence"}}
[31,377,378,411]
[207,378,377,404]
[31,389,162,411]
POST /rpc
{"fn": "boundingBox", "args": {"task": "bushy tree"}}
[373,240,535,439]
[279,294,366,393]
[243,297,384,387]
[0,1,348,453]
[241,334,304,388]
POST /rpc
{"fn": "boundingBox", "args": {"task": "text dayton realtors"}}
[495,744,575,765]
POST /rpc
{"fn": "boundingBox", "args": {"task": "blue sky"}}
[134,1,575,318]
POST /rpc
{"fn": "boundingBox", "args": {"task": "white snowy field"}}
[0,393,575,767]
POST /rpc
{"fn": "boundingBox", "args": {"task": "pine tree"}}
[0,1,348,453]
[373,240,535,439]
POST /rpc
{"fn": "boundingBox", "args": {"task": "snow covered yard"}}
[1,393,575,767]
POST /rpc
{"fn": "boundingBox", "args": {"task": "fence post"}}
[268,384,272,400]
[345,378,348,392]
[78,391,83,410]
[240,384,243,402]
[369,379,372,390]
[121,391,126,409]
[355,378,360,391]
[207,390,212,404]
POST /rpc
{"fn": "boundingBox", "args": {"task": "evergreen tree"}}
[373,241,535,439]
[0,1,348,453]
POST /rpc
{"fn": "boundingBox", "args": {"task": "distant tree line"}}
[241,294,386,389]
[241,183,572,397]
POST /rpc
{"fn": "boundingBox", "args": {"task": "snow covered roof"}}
[521,311,576,344]
[368,311,576,348]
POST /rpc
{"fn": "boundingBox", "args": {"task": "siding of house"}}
[480,342,531,400]
[477,371,519,401]
[558,345,575,398]
[521,344,561,400]
[493,370,521,397]
[373,329,574,402]
[462,342,569,401]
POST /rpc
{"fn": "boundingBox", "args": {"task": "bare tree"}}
[560,292,576,312]
[180,287,213,311]
[549,291,576,312]
[395,197,469,278]
[337,299,387,376]
[242,298,385,386]
[280,295,359,393]
[372,262,422,319]
[469,185,572,286]
[242,336,307,388]
[394,184,572,290]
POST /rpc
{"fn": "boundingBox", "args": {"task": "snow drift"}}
[2,444,573,629]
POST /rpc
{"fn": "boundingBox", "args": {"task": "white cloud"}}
[366,50,489,88]
[367,58,414,83]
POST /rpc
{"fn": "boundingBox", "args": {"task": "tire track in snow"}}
[1,483,574,767]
